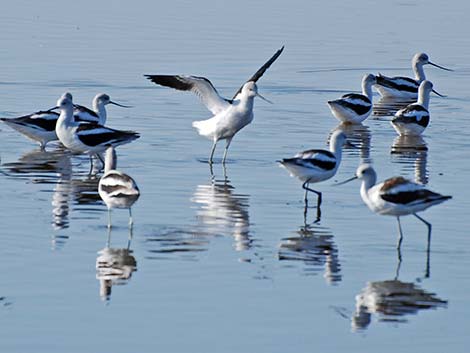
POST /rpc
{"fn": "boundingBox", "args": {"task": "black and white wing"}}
[282,149,337,171]
[376,74,419,94]
[76,123,140,147]
[144,74,231,115]
[232,46,284,99]
[333,93,372,115]
[379,177,450,205]
[393,104,429,127]
[73,104,100,123]
[0,110,59,132]
[99,171,140,198]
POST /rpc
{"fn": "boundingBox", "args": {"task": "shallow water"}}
[1,1,470,352]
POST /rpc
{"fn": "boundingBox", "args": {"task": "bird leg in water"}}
[222,138,233,164]
[209,140,217,165]
[414,213,432,278]
[302,181,322,223]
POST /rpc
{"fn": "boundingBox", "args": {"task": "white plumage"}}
[327,74,376,124]
[340,164,451,249]
[391,80,440,136]
[98,146,140,228]
[279,131,347,222]
[145,46,284,164]
[375,53,452,99]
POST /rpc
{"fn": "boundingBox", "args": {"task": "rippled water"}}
[1,1,470,352]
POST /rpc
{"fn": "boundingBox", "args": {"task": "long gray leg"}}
[209,140,217,165]
[129,208,133,227]
[414,213,432,278]
[396,216,403,262]
[107,208,112,229]
[106,225,112,248]
[222,138,233,164]
[302,181,322,223]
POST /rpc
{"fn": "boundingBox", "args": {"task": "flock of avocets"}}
[1,46,453,251]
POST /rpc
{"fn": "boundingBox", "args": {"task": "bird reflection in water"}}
[373,97,414,118]
[1,147,103,249]
[192,172,252,252]
[1,147,68,182]
[351,252,446,331]
[96,226,137,302]
[278,224,341,285]
[391,134,428,185]
[51,153,101,231]
[330,122,372,164]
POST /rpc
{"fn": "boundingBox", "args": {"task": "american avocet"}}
[375,53,452,99]
[327,74,376,124]
[73,93,132,125]
[98,146,140,228]
[278,131,347,222]
[53,93,139,171]
[144,46,284,164]
[1,110,59,149]
[391,80,444,136]
[338,164,451,250]
[0,93,130,149]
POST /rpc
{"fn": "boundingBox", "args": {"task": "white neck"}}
[362,80,373,100]
[104,148,117,173]
[93,100,107,125]
[360,172,377,203]
[417,88,430,109]
[57,104,75,127]
[330,137,343,167]
[413,62,426,82]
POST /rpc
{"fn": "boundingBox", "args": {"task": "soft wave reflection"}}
[96,227,137,302]
[373,97,414,117]
[279,224,341,285]
[1,147,102,248]
[351,257,446,331]
[331,122,372,163]
[192,176,252,252]
[391,135,428,185]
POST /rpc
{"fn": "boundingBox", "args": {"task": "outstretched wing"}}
[144,75,231,115]
[232,46,284,100]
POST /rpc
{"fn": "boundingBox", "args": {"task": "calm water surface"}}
[1,1,470,352]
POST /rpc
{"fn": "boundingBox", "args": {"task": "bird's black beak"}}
[431,89,446,97]
[109,101,133,108]
[335,175,358,186]
[428,61,453,72]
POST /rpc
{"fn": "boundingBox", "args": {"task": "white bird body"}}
[54,93,139,155]
[391,80,435,136]
[279,131,346,183]
[340,164,451,250]
[98,146,140,228]
[1,93,130,150]
[1,110,59,149]
[145,46,284,164]
[279,131,347,222]
[192,84,255,141]
[375,53,451,99]
[356,165,451,217]
[328,74,376,124]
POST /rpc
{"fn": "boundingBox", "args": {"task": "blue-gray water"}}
[1,1,469,352]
